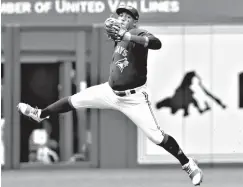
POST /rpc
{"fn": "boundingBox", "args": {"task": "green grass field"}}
[2,167,243,187]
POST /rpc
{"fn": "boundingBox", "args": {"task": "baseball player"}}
[17,4,203,186]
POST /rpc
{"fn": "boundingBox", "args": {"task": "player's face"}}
[118,12,136,30]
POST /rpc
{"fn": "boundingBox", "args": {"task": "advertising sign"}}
[138,25,243,164]
[1,0,243,24]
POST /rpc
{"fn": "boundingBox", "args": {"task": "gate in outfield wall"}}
[1,24,103,169]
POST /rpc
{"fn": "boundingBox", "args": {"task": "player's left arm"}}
[123,30,162,50]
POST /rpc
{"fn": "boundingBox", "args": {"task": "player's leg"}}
[17,82,117,123]
[120,94,189,165]
[119,91,203,186]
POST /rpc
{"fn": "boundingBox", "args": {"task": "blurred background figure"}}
[28,120,59,164]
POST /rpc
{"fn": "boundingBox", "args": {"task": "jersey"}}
[108,28,152,91]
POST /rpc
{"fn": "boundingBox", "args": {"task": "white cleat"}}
[182,158,203,186]
[17,103,48,123]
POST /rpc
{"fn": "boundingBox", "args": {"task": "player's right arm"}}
[123,28,162,50]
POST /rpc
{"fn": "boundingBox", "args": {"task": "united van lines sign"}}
[1,0,179,14]
[1,0,243,24]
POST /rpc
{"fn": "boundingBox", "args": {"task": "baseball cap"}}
[116,4,139,20]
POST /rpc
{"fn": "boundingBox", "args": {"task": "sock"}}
[158,134,189,166]
[40,97,74,118]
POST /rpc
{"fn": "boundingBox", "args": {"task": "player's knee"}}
[148,130,165,145]
[69,93,83,109]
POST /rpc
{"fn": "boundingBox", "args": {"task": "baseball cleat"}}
[17,103,48,123]
[182,157,203,186]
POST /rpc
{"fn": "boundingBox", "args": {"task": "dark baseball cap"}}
[116,4,139,20]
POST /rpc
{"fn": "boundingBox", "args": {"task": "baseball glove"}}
[104,17,127,42]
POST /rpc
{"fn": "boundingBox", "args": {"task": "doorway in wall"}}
[20,63,60,163]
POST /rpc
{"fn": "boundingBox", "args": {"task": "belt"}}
[113,89,136,97]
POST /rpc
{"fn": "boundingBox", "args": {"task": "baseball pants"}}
[70,82,164,144]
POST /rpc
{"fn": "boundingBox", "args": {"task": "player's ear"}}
[133,20,138,27]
